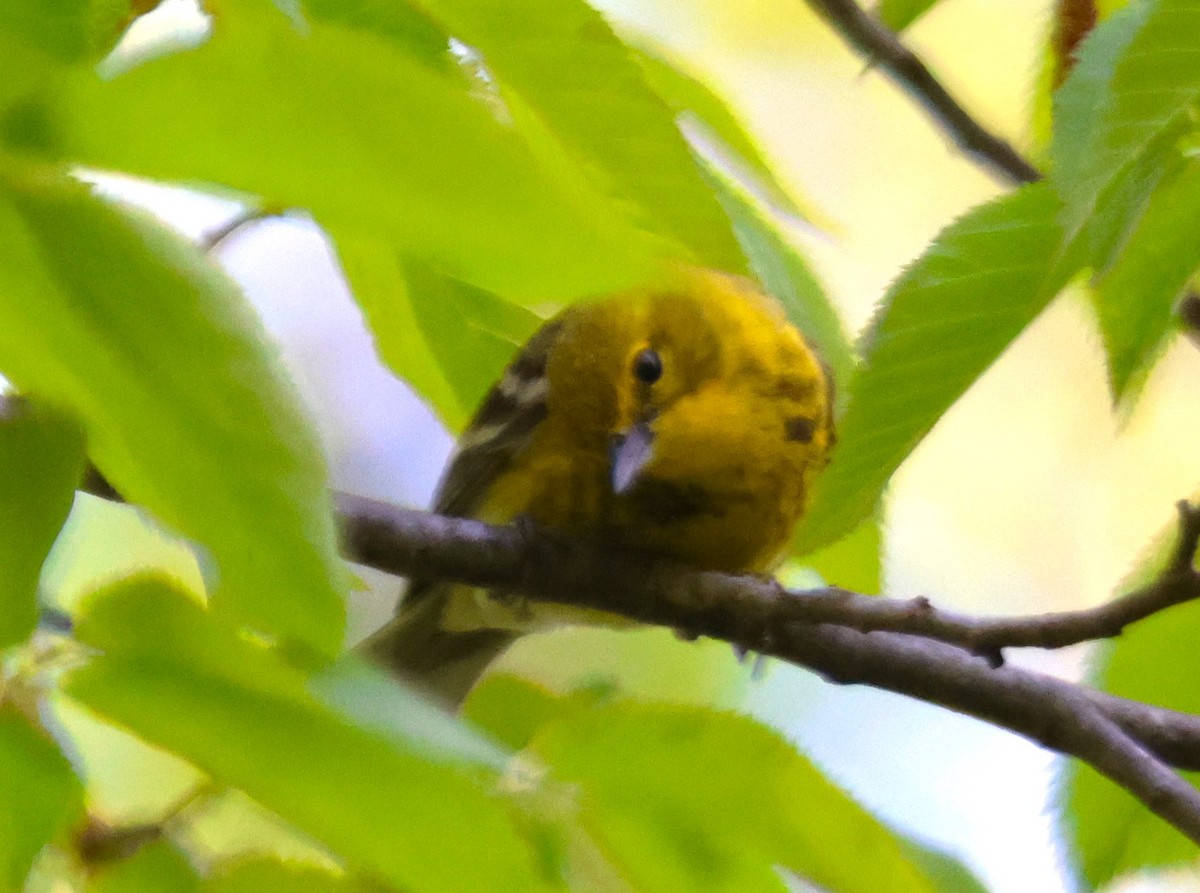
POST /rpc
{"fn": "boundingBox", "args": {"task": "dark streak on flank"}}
[784,416,816,443]
[626,478,722,525]
[773,374,817,402]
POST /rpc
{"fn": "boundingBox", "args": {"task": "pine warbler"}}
[363,267,835,706]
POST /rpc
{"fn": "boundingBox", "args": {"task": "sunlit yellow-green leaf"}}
[0,400,83,647]
[333,236,543,432]
[0,709,83,892]
[470,680,984,893]
[0,167,345,657]
[412,0,742,270]
[51,4,658,299]
[68,578,549,893]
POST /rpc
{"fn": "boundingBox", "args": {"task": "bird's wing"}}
[433,315,564,517]
[403,315,565,610]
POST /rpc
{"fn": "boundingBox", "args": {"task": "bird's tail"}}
[359,590,516,710]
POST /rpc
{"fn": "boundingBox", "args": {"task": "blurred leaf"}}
[528,697,963,893]
[67,577,549,893]
[876,0,942,32]
[202,858,357,893]
[1091,159,1200,403]
[52,4,658,299]
[796,183,1072,552]
[0,168,346,657]
[1051,0,1200,235]
[896,836,989,893]
[1066,601,1200,886]
[333,236,543,431]
[631,47,810,223]
[0,30,64,156]
[88,841,200,893]
[412,0,742,270]
[0,709,83,893]
[0,0,131,63]
[0,401,84,647]
[801,517,882,594]
[299,0,452,70]
[699,151,855,403]
[309,655,510,771]
[464,675,569,752]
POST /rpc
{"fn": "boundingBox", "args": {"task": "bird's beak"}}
[609,419,655,495]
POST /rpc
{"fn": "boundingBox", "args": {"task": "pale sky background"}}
[87,1,1200,891]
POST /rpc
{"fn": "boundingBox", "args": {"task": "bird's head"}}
[544,269,834,566]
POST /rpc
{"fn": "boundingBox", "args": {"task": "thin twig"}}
[801,0,1041,185]
[765,501,1200,665]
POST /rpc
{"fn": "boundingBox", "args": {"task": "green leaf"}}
[896,836,990,893]
[332,237,543,432]
[1079,115,1188,276]
[0,0,131,63]
[67,577,550,893]
[876,0,943,32]
[464,675,568,752]
[1092,159,1200,402]
[524,695,961,893]
[1049,0,1148,212]
[0,709,83,892]
[0,400,84,648]
[299,0,452,71]
[411,0,743,270]
[1051,0,1200,235]
[801,517,882,594]
[796,183,1072,552]
[52,4,658,299]
[202,858,359,893]
[87,841,200,893]
[1066,601,1200,886]
[309,656,510,771]
[630,45,812,224]
[0,167,346,657]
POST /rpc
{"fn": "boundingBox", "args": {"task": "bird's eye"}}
[632,348,663,384]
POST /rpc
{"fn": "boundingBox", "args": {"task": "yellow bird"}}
[363,268,835,707]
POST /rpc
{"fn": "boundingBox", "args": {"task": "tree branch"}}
[338,492,1200,841]
[800,0,1042,185]
[60,461,1200,843]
